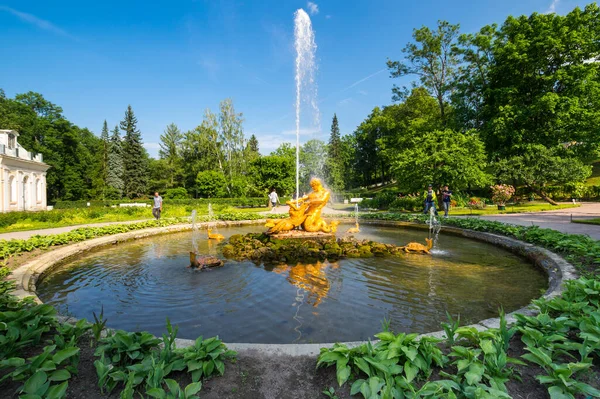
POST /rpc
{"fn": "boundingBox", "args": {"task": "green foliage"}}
[325,114,345,192]
[163,187,189,199]
[121,105,149,198]
[387,20,460,123]
[195,170,227,198]
[173,336,237,382]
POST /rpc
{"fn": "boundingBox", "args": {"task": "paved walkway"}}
[474,202,600,240]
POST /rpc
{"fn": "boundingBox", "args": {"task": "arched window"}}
[9,176,16,203]
[8,134,16,150]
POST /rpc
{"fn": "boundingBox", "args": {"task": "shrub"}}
[389,197,422,211]
[490,184,515,205]
[163,187,188,199]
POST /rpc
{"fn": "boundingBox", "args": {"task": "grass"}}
[446,202,579,216]
[572,218,600,226]
[0,204,269,234]
[585,160,600,186]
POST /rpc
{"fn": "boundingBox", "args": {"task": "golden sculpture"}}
[207,228,224,240]
[266,178,339,235]
[346,222,360,234]
[400,238,433,254]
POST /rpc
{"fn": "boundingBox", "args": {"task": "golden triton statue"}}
[266,177,339,235]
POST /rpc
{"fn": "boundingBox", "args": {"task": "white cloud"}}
[357,90,368,96]
[546,0,559,13]
[325,15,331,19]
[0,6,76,39]
[338,97,352,106]
[307,1,319,15]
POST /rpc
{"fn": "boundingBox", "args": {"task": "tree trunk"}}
[537,190,559,205]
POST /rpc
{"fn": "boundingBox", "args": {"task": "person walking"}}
[269,189,280,212]
[152,192,163,220]
[442,185,452,218]
[423,184,438,215]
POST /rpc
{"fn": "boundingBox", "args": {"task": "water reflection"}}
[37,224,548,344]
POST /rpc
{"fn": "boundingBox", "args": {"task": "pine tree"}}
[244,134,260,163]
[159,123,183,188]
[325,114,345,191]
[107,125,124,198]
[120,105,148,198]
[100,120,110,198]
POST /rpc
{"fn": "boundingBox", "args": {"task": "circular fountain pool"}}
[36,224,547,344]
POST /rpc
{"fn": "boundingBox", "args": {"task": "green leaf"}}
[0,357,25,368]
[165,379,180,394]
[336,365,350,387]
[464,363,484,385]
[48,369,71,382]
[350,379,366,396]
[547,386,573,399]
[146,388,167,399]
[404,361,418,383]
[46,381,69,399]
[53,347,79,364]
[23,370,48,395]
[184,382,203,397]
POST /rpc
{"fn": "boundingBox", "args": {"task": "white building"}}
[0,130,50,212]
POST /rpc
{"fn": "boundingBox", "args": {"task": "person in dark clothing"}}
[441,185,452,217]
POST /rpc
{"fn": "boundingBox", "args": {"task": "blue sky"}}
[0,0,593,157]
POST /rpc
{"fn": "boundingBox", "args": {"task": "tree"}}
[251,155,295,196]
[195,170,227,198]
[495,145,591,205]
[99,120,110,198]
[120,105,148,198]
[387,20,460,123]
[324,114,345,191]
[106,125,124,198]
[391,129,490,192]
[245,134,260,163]
[218,99,246,194]
[459,5,600,161]
[159,123,183,188]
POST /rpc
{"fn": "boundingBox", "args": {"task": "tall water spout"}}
[294,9,319,200]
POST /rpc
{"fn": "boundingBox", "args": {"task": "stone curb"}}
[10,219,577,357]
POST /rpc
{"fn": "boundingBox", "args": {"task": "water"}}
[191,210,199,254]
[294,9,319,200]
[429,207,442,248]
[37,225,547,344]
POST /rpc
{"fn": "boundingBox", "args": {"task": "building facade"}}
[0,130,50,212]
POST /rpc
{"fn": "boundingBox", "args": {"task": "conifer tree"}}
[325,114,345,191]
[120,105,148,198]
[107,125,124,198]
[100,120,110,198]
[159,123,183,188]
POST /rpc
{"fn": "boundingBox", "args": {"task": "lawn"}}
[585,160,600,186]
[572,218,600,226]
[447,202,580,216]
[0,204,269,234]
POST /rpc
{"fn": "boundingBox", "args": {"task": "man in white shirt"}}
[152,192,163,220]
[268,189,280,212]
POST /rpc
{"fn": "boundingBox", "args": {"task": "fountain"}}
[189,209,223,269]
[346,203,360,234]
[294,8,319,202]
[207,203,224,240]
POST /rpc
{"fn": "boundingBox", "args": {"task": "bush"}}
[389,197,422,211]
[359,192,398,209]
[163,187,188,199]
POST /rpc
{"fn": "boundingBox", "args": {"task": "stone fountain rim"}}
[9,218,577,357]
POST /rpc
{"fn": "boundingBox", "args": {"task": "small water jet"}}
[346,203,360,234]
[189,209,223,269]
[207,203,224,240]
